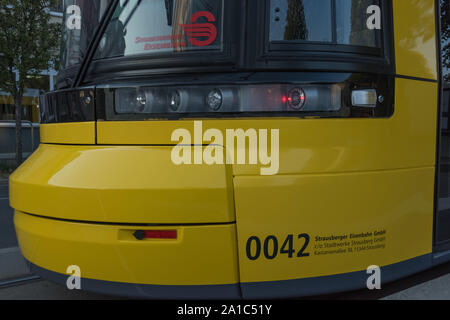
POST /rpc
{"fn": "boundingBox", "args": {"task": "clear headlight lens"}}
[113,84,342,115]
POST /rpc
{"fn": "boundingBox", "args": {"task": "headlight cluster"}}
[112,84,342,115]
[39,73,393,123]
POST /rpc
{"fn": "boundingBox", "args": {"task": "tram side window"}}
[440,0,450,198]
[442,0,449,83]
[440,87,450,198]
[437,0,450,245]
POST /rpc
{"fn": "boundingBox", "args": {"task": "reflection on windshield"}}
[336,0,378,47]
[60,0,111,69]
[270,0,380,47]
[442,0,449,82]
[94,0,223,60]
[273,0,331,42]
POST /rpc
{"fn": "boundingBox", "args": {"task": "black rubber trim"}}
[395,74,438,83]
[41,142,209,147]
[241,254,434,299]
[21,211,236,228]
[26,252,450,299]
[28,261,242,300]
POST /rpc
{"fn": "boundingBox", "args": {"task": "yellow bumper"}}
[15,211,240,298]
[10,143,240,298]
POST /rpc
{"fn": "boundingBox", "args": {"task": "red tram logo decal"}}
[181,11,217,47]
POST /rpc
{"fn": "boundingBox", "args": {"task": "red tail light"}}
[133,230,178,240]
[145,230,177,239]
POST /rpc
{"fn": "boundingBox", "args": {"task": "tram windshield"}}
[61,0,223,69]
[95,0,224,59]
[61,0,382,69]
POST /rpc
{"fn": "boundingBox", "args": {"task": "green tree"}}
[284,0,308,41]
[0,0,61,166]
[441,0,450,82]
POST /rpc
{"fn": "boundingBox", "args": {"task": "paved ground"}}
[0,280,121,300]
[382,274,450,300]
[0,181,16,249]
[318,261,450,300]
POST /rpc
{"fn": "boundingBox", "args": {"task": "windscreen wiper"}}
[123,0,142,29]
[72,0,120,88]
[165,0,174,26]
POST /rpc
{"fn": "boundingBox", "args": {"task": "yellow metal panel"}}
[393,0,437,79]
[98,79,437,176]
[15,211,239,285]
[10,144,235,224]
[234,167,434,283]
[40,122,96,144]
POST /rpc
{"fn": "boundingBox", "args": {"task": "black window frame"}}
[245,0,395,75]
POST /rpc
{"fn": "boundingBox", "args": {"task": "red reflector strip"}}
[144,230,177,239]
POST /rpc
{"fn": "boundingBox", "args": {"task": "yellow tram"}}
[9,0,450,298]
